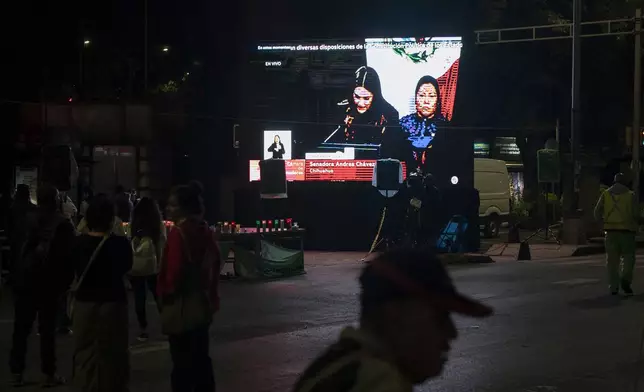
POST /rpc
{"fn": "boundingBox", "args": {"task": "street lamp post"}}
[79,39,90,92]
[144,0,148,92]
[570,0,581,212]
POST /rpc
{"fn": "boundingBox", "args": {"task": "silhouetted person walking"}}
[594,173,639,296]
[71,194,132,392]
[129,197,166,341]
[9,184,74,387]
[294,249,493,392]
[158,183,220,392]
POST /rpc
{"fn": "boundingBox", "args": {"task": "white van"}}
[474,158,510,237]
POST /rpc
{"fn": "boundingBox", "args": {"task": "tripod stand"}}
[523,181,562,245]
[523,221,562,245]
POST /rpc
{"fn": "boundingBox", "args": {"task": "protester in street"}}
[78,186,93,222]
[7,184,36,277]
[56,190,79,335]
[293,249,493,392]
[158,183,220,392]
[9,184,75,387]
[115,185,133,220]
[130,188,140,207]
[594,173,640,296]
[70,194,132,392]
[130,196,166,341]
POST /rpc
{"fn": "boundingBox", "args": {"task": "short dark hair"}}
[170,182,204,217]
[15,184,31,203]
[86,194,115,232]
[37,184,59,212]
[115,185,125,194]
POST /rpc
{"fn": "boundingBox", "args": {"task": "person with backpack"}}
[70,194,132,392]
[158,183,220,392]
[129,197,166,341]
[9,184,75,388]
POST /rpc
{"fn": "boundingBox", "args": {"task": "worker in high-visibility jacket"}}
[594,173,639,296]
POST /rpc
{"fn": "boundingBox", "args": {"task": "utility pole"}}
[570,0,582,212]
[633,8,641,201]
[144,0,149,92]
[79,43,83,91]
[475,9,641,243]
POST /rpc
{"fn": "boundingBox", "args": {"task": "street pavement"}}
[2,252,644,391]
[480,228,561,251]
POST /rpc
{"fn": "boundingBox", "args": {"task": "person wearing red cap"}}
[293,249,493,392]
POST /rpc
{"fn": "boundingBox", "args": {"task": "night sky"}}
[1,0,637,147]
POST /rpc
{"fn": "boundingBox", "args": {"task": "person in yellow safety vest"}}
[292,249,493,392]
[593,173,639,296]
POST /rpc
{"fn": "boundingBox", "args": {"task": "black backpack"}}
[16,214,65,286]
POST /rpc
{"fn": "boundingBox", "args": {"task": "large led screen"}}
[252,37,471,188]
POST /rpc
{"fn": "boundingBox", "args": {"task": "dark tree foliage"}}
[461,0,640,204]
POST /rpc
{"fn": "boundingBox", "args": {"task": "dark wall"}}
[234,181,479,251]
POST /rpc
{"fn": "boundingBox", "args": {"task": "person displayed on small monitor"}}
[399,75,447,172]
[267,135,285,159]
[324,66,399,146]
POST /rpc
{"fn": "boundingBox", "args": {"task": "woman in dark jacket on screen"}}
[325,66,399,146]
[158,182,220,392]
[398,75,447,172]
[71,194,132,392]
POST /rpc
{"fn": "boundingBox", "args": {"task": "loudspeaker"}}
[375,159,402,191]
[259,159,287,199]
[40,145,78,191]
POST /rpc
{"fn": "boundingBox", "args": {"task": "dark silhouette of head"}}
[166,181,204,221]
[614,173,628,186]
[131,197,162,244]
[36,184,59,213]
[14,184,31,204]
[86,194,115,233]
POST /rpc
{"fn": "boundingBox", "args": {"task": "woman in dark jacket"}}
[158,182,220,392]
[324,66,399,147]
[71,194,132,392]
[267,135,286,159]
[398,75,447,173]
